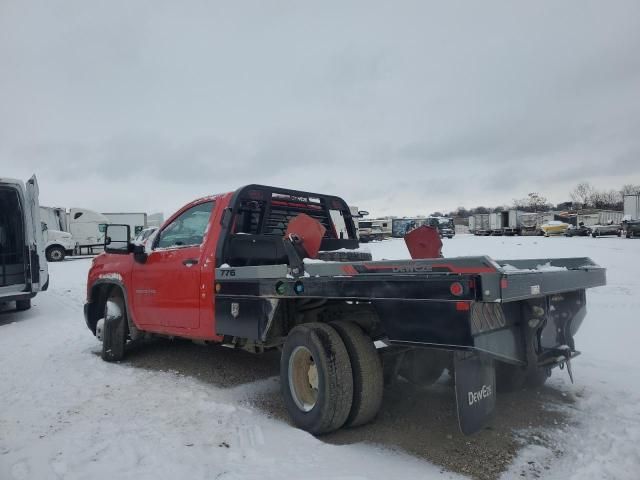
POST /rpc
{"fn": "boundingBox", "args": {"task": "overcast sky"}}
[1,0,639,217]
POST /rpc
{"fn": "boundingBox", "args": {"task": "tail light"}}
[450,282,464,296]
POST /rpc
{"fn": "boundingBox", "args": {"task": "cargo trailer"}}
[623,195,640,221]
[473,214,490,235]
[102,213,148,240]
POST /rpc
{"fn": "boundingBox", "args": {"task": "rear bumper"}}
[0,292,36,303]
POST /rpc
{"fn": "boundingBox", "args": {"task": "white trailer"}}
[624,195,640,221]
[576,213,601,227]
[598,210,623,225]
[473,214,490,235]
[147,212,165,228]
[468,216,476,234]
[489,212,509,235]
[102,212,148,240]
[503,210,521,235]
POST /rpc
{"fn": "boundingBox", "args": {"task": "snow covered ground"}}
[1,235,639,479]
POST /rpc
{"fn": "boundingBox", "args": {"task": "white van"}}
[0,175,49,310]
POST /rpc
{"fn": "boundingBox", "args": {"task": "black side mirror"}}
[104,224,131,254]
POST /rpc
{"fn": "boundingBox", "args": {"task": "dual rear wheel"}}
[280,321,384,435]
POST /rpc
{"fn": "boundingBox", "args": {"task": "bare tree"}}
[527,192,549,211]
[512,197,530,211]
[621,184,640,196]
[602,190,622,209]
[570,182,595,207]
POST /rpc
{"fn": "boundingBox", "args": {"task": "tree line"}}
[432,183,640,219]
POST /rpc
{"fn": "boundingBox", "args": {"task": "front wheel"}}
[280,323,353,435]
[100,292,128,362]
[46,245,66,262]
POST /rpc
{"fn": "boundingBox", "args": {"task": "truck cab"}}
[85,185,361,340]
[0,175,49,310]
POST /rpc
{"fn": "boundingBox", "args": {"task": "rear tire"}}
[101,292,127,362]
[280,323,353,435]
[46,245,66,262]
[330,321,383,427]
[15,299,31,311]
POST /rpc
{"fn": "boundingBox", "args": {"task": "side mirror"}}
[104,224,131,254]
[357,210,369,218]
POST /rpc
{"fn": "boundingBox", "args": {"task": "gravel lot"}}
[126,338,574,480]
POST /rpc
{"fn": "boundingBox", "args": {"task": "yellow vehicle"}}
[540,221,570,236]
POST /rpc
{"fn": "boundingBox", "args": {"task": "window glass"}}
[156,202,214,249]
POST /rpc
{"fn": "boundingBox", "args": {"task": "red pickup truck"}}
[85,185,605,435]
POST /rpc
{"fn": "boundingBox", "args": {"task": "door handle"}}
[182,259,198,267]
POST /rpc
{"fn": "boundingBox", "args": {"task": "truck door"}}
[25,175,49,290]
[131,201,214,330]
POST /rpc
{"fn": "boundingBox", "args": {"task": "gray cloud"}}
[1,0,639,217]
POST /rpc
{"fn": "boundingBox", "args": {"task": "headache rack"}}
[218,185,360,267]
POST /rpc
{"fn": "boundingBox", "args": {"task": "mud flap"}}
[454,351,496,435]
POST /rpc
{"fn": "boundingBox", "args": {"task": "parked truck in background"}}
[84,184,606,436]
[623,195,640,221]
[102,213,148,240]
[503,210,520,236]
[488,212,509,236]
[430,217,455,238]
[1,175,48,310]
[472,214,490,235]
[40,206,111,260]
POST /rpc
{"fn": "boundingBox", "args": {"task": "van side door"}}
[25,175,49,290]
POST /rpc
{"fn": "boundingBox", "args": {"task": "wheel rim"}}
[50,249,63,261]
[288,346,319,412]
